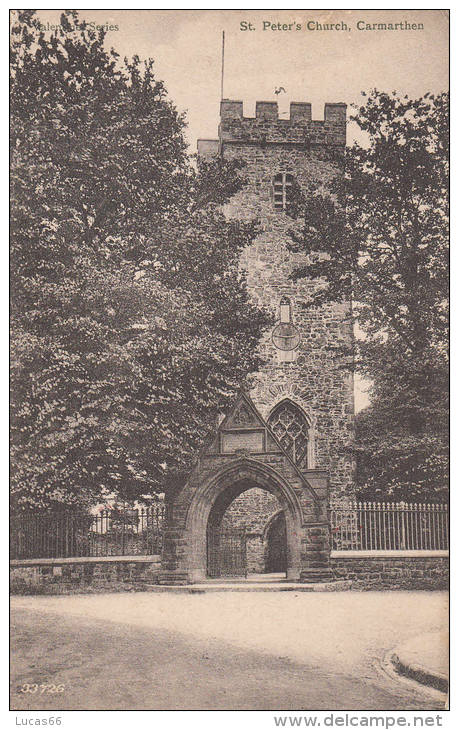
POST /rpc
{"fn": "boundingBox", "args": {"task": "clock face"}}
[272,322,300,351]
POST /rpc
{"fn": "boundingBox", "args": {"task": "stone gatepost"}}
[298,469,333,582]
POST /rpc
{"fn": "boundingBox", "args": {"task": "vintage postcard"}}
[10,7,449,720]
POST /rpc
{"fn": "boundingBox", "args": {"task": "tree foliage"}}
[10,10,271,512]
[355,341,448,502]
[290,90,449,501]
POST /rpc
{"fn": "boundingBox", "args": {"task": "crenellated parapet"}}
[218,99,347,147]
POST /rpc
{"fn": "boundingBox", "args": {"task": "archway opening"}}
[264,511,287,573]
[185,459,307,582]
[206,483,287,578]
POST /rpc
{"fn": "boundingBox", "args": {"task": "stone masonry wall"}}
[11,553,447,591]
[222,488,280,532]
[331,555,448,590]
[10,556,161,595]
[210,100,355,502]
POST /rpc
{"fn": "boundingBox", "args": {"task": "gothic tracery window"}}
[268,400,309,470]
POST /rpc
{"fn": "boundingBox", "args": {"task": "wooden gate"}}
[207,527,247,578]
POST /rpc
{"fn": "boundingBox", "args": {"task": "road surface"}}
[10,590,448,711]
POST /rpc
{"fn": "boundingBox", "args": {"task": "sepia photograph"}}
[10,7,449,716]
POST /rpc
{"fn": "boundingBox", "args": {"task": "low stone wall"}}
[10,551,449,592]
[331,551,449,590]
[10,555,161,594]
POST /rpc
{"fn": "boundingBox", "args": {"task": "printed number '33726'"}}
[19,684,65,694]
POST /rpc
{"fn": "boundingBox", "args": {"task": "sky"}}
[34,9,449,411]
[36,9,449,152]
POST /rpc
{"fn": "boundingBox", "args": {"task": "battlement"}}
[217,99,346,148]
[220,99,346,122]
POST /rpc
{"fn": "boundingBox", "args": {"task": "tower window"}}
[279,295,291,324]
[272,297,300,353]
[273,173,294,211]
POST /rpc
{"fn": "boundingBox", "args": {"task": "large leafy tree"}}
[289,89,448,502]
[10,10,271,512]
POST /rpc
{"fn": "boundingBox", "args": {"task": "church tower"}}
[198,99,355,503]
[159,98,355,585]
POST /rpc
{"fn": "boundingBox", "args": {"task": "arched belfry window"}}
[273,173,294,211]
[268,400,310,470]
[279,295,292,324]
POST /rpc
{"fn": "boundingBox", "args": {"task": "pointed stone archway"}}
[187,458,303,581]
[159,390,332,584]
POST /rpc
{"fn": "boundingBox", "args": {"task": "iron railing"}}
[330,502,449,551]
[11,501,449,559]
[10,504,165,560]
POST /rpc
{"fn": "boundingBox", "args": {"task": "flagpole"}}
[221,30,225,100]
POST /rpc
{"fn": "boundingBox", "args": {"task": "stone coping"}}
[10,555,161,567]
[11,551,448,568]
[331,550,449,559]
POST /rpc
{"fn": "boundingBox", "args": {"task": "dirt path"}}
[10,592,447,711]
